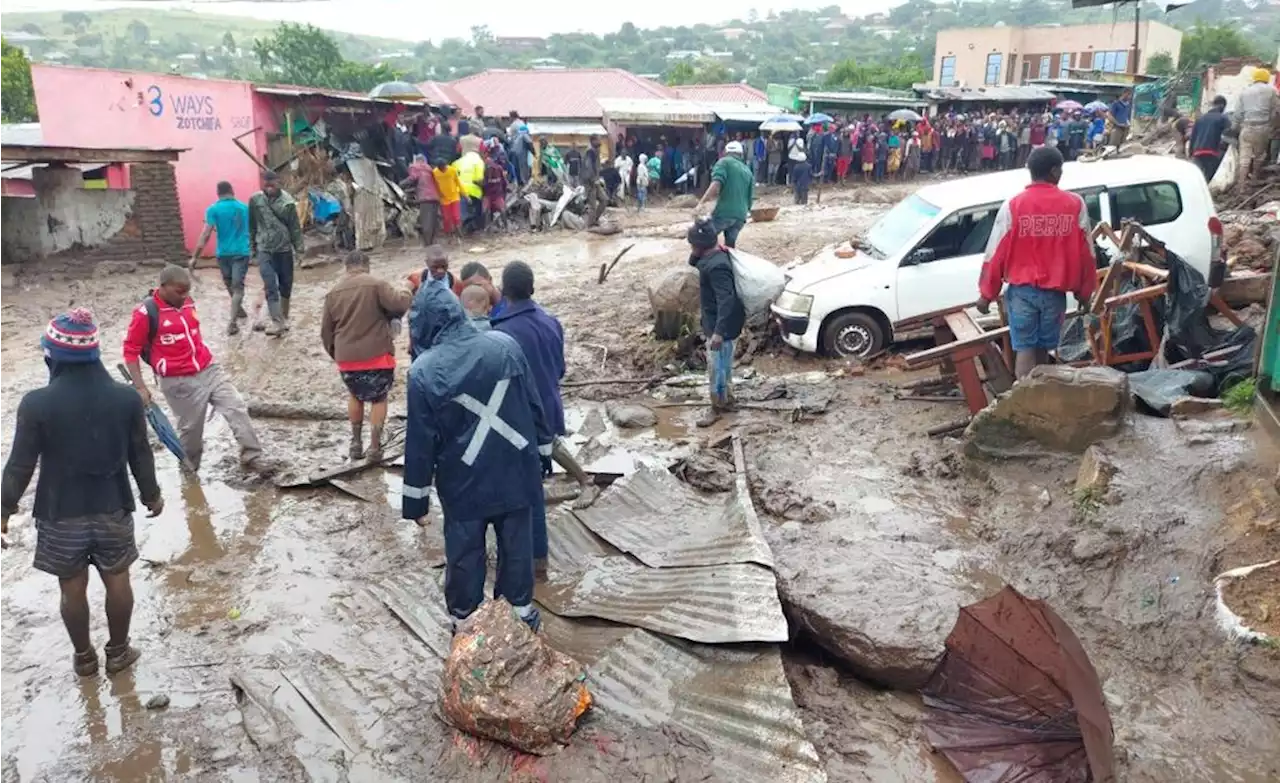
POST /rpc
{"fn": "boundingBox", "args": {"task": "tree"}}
[1,38,37,123]
[222,31,237,52]
[127,20,150,46]
[1145,51,1175,76]
[694,61,732,83]
[665,61,696,85]
[1179,21,1259,69]
[61,11,91,35]
[823,54,928,91]
[253,23,397,91]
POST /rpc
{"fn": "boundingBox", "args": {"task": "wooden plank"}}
[906,326,1011,367]
[1091,261,1129,314]
[1122,261,1169,281]
[1,144,184,164]
[1105,283,1168,307]
[1208,292,1245,327]
[893,301,976,331]
[942,311,984,342]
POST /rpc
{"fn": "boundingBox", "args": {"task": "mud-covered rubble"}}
[965,365,1130,456]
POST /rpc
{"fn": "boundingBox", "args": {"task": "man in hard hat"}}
[694,139,755,249]
[1233,68,1278,191]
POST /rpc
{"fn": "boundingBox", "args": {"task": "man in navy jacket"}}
[401,284,553,631]
[491,261,565,577]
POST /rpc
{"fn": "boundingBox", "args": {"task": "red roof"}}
[446,69,676,120]
[673,83,769,103]
[418,80,471,113]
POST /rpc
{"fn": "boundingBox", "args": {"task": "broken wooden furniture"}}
[1083,221,1244,367]
[899,304,1014,415]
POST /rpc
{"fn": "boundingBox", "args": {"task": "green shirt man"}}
[696,142,755,248]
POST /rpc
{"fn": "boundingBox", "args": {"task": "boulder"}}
[1076,445,1118,497]
[647,266,701,340]
[607,404,657,429]
[966,366,1129,455]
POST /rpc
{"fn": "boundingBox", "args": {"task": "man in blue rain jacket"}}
[401,284,553,631]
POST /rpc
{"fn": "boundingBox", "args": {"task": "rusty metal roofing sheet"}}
[674,83,770,103]
[573,464,774,569]
[538,510,788,644]
[447,68,675,120]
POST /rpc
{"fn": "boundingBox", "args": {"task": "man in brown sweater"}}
[321,251,414,460]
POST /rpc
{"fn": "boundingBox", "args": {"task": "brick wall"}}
[80,162,186,263]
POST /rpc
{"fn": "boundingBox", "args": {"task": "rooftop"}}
[448,68,676,119]
[915,85,1057,103]
[0,140,185,165]
[672,83,769,103]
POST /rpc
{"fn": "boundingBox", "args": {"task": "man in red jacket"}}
[122,265,271,473]
[977,146,1096,378]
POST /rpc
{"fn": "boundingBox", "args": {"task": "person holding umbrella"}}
[2,308,163,676]
[123,265,274,475]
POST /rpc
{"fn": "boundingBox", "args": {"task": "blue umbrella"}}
[1084,100,1109,113]
[118,364,196,472]
[805,113,834,125]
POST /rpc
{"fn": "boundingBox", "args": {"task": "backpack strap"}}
[140,294,159,367]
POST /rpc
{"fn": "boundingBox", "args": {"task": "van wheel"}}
[823,312,885,359]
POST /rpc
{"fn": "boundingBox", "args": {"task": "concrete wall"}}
[31,65,268,251]
[0,162,186,265]
[934,22,1182,85]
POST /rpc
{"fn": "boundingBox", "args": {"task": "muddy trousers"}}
[443,507,536,627]
[258,250,295,303]
[418,201,441,247]
[159,364,262,471]
[1236,124,1273,188]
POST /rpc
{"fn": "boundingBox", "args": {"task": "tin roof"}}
[673,83,769,103]
[417,80,469,112]
[448,68,676,119]
[525,120,609,137]
[915,84,1056,103]
[800,89,930,108]
[598,97,717,125]
[253,84,427,107]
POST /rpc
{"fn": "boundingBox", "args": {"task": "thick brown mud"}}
[2,184,1278,782]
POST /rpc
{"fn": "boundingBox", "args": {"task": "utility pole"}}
[1132,2,1141,75]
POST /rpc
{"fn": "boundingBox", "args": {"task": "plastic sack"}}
[729,250,786,318]
[441,599,591,755]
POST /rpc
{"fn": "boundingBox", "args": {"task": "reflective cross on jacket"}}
[401,284,554,522]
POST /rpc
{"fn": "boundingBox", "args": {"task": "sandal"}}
[104,641,141,676]
[73,648,99,677]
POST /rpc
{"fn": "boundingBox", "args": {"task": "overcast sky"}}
[6,0,905,41]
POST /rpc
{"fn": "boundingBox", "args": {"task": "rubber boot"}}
[264,300,287,336]
[349,421,364,460]
[103,640,141,676]
[228,290,244,335]
[366,424,383,463]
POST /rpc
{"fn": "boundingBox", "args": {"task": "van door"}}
[1067,185,1109,311]
[895,202,1001,322]
[1105,180,1207,273]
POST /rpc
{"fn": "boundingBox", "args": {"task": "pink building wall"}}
[31,65,271,251]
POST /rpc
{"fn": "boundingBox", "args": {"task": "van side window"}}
[1072,187,1104,225]
[1109,182,1181,226]
[912,203,1001,263]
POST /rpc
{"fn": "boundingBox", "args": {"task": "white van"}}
[771,155,1222,358]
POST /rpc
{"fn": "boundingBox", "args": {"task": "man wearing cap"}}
[695,140,755,249]
[1232,68,1278,191]
[687,218,745,427]
[123,265,272,474]
[248,170,304,336]
[2,308,163,677]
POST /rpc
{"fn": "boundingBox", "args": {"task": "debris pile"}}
[1221,200,1279,272]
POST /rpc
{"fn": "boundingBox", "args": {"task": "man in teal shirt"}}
[191,181,251,335]
[694,140,754,248]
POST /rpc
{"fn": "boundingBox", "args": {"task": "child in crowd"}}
[460,284,492,331]
[432,161,463,243]
[636,154,650,210]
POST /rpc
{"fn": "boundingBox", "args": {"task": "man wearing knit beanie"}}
[686,218,745,427]
[2,308,163,677]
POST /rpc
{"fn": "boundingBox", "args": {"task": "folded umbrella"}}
[118,364,196,472]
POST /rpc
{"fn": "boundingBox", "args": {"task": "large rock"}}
[607,404,657,429]
[966,365,1129,455]
[1218,272,1270,308]
[647,266,700,340]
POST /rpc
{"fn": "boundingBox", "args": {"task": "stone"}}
[648,266,701,341]
[145,694,170,710]
[1169,396,1225,418]
[607,404,657,429]
[1076,445,1118,497]
[1218,272,1270,308]
[966,366,1129,455]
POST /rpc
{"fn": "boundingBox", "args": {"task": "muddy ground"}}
[2,180,1278,782]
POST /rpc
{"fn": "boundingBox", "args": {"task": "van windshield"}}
[865,194,941,259]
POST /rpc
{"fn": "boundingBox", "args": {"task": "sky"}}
[5,0,905,41]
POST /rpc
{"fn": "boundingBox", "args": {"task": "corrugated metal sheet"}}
[540,619,826,783]
[448,68,675,120]
[573,464,774,569]
[538,509,788,644]
[918,85,1056,103]
[0,123,43,146]
[674,83,770,103]
[705,102,796,124]
[599,98,717,125]
[800,90,930,108]
[254,84,426,106]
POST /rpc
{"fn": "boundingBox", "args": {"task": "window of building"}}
[1021,60,1031,82]
[1038,56,1050,79]
[1109,182,1182,226]
[1094,50,1131,73]
[1060,52,1071,77]
[984,53,1003,85]
[939,55,956,86]
[1006,54,1019,84]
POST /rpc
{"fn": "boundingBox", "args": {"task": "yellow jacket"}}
[453,152,485,199]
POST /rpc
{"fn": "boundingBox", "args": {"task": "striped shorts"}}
[33,510,138,580]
